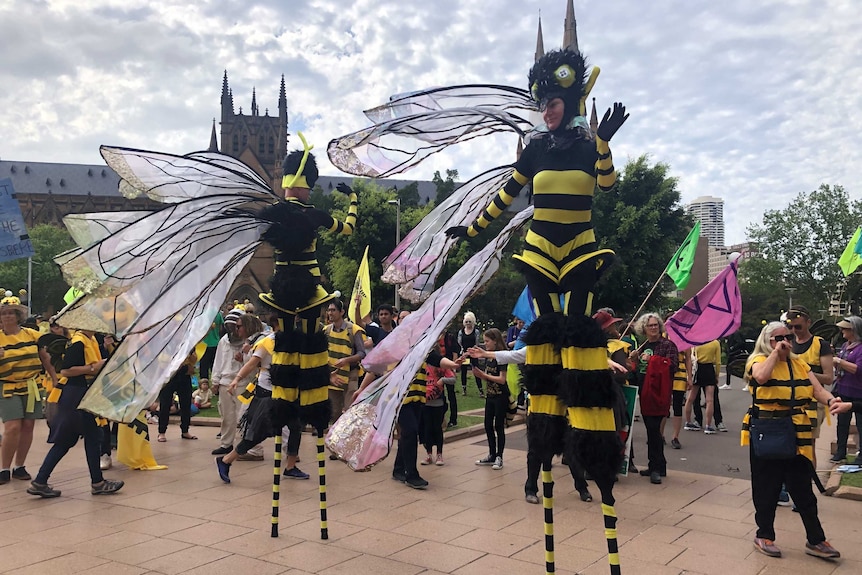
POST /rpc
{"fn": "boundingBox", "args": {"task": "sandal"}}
[181,433,198,440]
[157,434,167,442]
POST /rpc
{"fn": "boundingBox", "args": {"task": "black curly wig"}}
[282,149,319,188]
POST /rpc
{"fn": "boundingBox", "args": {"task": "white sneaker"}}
[716,422,728,432]
[492,456,503,470]
[741,386,749,392]
[99,454,112,470]
[718,384,731,390]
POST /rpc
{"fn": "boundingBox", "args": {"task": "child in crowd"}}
[473,328,509,470]
[193,379,213,409]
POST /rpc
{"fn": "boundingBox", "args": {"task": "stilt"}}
[271,434,282,537]
[542,460,555,574]
[601,492,621,575]
[317,430,328,540]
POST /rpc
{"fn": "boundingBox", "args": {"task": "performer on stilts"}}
[242,133,357,539]
[447,49,628,575]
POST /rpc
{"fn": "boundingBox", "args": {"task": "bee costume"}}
[447,49,629,575]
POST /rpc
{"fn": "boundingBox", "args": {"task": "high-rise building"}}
[686,195,725,247]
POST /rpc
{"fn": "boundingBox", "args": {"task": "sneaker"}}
[684,421,701,431]
[405,475,429,490]
[420,454,432,466]
[215,456,231,483]
[237,453,264,461]
[525,492,540,504]
[215,432,222,439]
[830,453,846,463]
[703,426,717,435]
[717,422,728,432]
[0,469,9,485]
[578,488,593,502]
[27,481,61,498]
[99,454,112,470]
[671,438,682,449]
[435,454,445,466]
[392,470,407,483]
[446,422,457,429]
[329,453,339,461]
[805,541,840,559]
[753,537,782,558]
[211,445,232,455]
[91,479,124,495]
[650,471,662,484]
[492,456,504,470]
[741,385,749,392]
[476,455,495,466]
[11,466,31,481]
[718,383,731,390]
[777,488,791,506]
[283,466,310,480]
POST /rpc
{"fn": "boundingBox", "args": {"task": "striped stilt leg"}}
[542,460,555,574]
[271,435,282,537]
[317,430,329,540]
[602,497,621,575]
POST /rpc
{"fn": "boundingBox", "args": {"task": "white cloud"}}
[2,0,861,244]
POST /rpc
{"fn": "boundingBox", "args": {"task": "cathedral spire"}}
[251,87,258,116]
[208,118,219,152]
[563,0,578,52]
[589,97,598,134]
[221,70,233,121]
[535,12,545,62]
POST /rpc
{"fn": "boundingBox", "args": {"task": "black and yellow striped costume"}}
[325,321,365,390]
[262,192,359,433]
[0,327,45,410]
[741,356,814,462]
[793,336,828,432]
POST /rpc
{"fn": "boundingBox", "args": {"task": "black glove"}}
[445,225,469,239]
[596,102,629,142]
[336,182,354,196]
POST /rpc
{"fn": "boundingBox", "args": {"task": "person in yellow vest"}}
[785,306,834,464]
[26,328,124,497]
[0,298,59,485]
[324,299,366,423]
[743,321,840,560]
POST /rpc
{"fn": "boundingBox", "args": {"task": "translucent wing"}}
[328,85,535,177]
[78,246,256,422]
[55,195,269,335]
[101,146,275,202]
[63,211,155,249]
[382,165,515,302]
[327,206,534,470]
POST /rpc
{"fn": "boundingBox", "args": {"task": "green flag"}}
[838,226,862,277]
[665,221,701,290]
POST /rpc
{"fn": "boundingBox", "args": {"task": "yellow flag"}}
[117,412,168,470]
[349,245,371,324]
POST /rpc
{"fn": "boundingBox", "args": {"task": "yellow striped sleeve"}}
[467,172,526,237]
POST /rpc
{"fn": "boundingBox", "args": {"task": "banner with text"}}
[0,179,35,263]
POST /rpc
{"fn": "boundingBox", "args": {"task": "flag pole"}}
[620,271,667,339]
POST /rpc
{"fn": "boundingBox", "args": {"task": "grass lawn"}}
[838,454,862,488]
[193,374,493,431]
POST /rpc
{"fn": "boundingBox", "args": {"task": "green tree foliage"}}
[744,184,862,319]
[0,224,77,315]
[592,155,693,315]
[396,181,421,207]
[432,169,459,204]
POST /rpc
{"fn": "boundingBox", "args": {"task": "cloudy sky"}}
[2,0,861,244]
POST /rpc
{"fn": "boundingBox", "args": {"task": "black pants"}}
[422,402,446,454]
[35,410,103,485]
[461,364,482,395]
[835,394,862,458]
[642,415,666,474]
[445,382,458,425]
[199,345,217,381]
[483,395,507,458]
[394,401,422,480]
[750,451,826,544]
[158,373,192,434]
[693,385,722,425]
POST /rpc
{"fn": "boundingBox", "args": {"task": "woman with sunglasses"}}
[743,321,840,560]
[831,316,862,463]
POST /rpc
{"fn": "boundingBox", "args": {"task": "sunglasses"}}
[771,334,793,342]
[788,323,805,331]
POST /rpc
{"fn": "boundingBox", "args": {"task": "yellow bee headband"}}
[282,131,314,189]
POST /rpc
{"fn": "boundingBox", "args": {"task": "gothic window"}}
[258,136,265,154]
[242,133,248,147]
[268,137,274,154]
[232,135,239,152]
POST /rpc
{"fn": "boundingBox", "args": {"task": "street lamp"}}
[785,286,796,310]
[387,198,401,311]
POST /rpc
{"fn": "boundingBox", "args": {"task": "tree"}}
[396,182,421,208]
[592,155,693,315]
[0,224,77,315]
[745,184,862,314]
[432,169,458,204]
